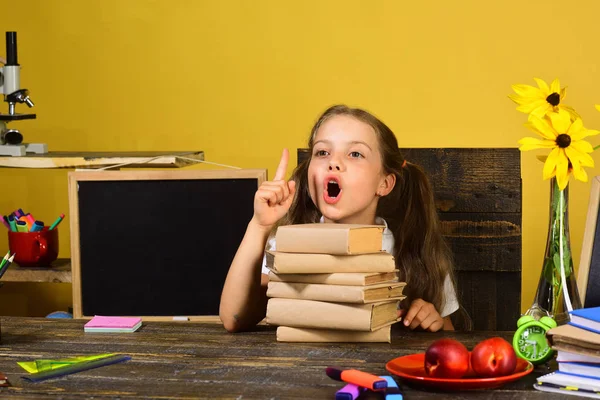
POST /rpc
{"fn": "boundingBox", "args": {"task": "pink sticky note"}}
[84,316,142,328]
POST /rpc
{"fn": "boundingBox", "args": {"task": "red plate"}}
[385,353,534,391]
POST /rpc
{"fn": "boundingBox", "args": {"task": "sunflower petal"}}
[518,137,557,150]
[570,139,594,153]
[517,100,547,114]
[555,149,570,190]
[565,146,594,173]
[549,109,571,134]
[512,84,543,97]
[561,87,567,100]
[527,116,557,140]
[530,103,552,119]
[570,159,589,182]
[567,118,583,136]
[543,147,561,180]
[561,105,581,121]
[550,78,561,95]
[534,78,550,93]
[595,104,600,112]
[568,143,595,166]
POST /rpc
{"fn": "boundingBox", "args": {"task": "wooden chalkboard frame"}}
[68,169,267,321]
[578,175,600,308]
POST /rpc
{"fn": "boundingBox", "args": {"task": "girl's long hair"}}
[279,104,461,322]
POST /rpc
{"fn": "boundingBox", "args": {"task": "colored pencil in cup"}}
[1,216,9,229]
[49,214,65,230]
[0,251,9,269]
[0,253,14,279]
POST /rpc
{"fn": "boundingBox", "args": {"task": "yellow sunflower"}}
[518,109,598,190]
[509,78,580,121]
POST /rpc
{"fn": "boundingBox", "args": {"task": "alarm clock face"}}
[515,324,551,362]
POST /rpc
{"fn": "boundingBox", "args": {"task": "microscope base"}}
[0,143,48,156]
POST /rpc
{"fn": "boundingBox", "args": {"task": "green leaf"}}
[543,257,555,283]
[553,253,562,285]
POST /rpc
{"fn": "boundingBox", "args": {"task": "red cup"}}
[8,227,59,268]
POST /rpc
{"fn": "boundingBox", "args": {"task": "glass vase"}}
[525,177,582,325]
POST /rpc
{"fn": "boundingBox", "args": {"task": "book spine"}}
[269,272,368,286]
[266,298,373,331]
[276,326,391,343]
[268,252,396,274]
[267,282,365,303]
[276,228,350,254]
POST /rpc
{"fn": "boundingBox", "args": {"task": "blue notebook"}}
[570,307,600,334]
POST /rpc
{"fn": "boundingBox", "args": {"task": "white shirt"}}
[261,216,460,318]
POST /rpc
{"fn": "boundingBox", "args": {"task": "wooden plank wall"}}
[297,148,522,331]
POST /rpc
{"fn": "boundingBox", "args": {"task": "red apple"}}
[424,338,470,378]
[470,337,517,377]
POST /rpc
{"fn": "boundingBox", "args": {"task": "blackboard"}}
[68,169,266,320]
[579,175,600,308]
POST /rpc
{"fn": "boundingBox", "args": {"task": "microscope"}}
[0,31,47,156]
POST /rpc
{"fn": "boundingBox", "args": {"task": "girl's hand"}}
[252,149,296,230]
[398,298,444,332]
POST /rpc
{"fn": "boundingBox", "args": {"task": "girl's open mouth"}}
[323,176,342,204]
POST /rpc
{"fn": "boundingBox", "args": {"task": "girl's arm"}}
[219,149,296,332]
[219,219,271,332]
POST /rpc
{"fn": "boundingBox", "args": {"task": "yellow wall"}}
[1,0,599,317]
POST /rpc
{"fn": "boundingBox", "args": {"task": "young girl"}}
[219,104,460,333]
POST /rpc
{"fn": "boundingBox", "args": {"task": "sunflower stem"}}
[558,189,573,312]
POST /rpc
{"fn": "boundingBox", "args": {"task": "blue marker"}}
[380,376,403,400]
[30,221,44,232]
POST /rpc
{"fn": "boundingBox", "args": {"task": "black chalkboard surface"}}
[68,169,266,320]
[578,176,600,308]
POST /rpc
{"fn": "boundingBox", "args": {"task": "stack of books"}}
[537,306,600,397]
[264,223,406,343]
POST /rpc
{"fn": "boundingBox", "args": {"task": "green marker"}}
[8,215,17,232]
[16,221,28,232]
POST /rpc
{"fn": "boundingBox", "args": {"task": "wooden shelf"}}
[0,151,204,169]
[2,259,72,283]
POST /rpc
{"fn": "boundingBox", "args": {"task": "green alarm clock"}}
[512,315,557,365]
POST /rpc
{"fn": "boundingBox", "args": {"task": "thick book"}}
[547,323,600,356]
[537,371,600,392]
[275,223,385,254]
[570,306,600,334]
[265,298,400,331]
[268,270,399,286]
[276,326,391,343]
[267,281,406,303]
[559,361,600,379]
[266,251,395,274]
[558,350,600,363]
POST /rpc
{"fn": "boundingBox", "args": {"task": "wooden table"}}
[0,318,561,399]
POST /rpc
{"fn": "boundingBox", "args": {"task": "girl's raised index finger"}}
[273,148,289,181]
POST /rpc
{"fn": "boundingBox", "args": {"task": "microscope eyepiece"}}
[6,32,18,66]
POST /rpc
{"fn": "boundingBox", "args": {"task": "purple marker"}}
[335,383,364,400]
[1,216,9,229]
